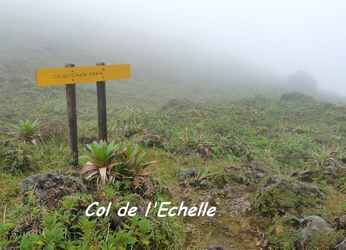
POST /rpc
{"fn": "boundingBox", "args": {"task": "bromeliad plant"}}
[114,143,156,178]
[14,119,40,143]
[80,141,119,186]
[80,141,156,187]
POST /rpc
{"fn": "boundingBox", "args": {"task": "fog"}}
[1,0,346,96]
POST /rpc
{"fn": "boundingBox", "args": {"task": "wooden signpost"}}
[36,63,131,166]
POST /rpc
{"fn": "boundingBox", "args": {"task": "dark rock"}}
[252,176,324,217]
[295,182,325,199]
[323,160,338,177]
[262,176,324,199]
[335,238,346,250]
[10,215,41,237]
[21,173,86,208]
[282,215,304,229]
[211,172,248,189]
[291,170,317,182]
[109,215,125,230]
[341,157,346,164]
[178,168,197,182]
[139,133,165,148]
[336,214,346,230]
[243,161,270,183]
[321,156,346,183]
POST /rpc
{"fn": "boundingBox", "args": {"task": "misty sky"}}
[1,0,346,95]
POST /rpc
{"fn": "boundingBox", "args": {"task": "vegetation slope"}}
[1,74,346,249]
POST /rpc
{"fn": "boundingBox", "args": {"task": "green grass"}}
[1,77,346,249]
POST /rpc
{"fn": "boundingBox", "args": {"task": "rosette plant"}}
[80,141,119,186]
[15,119,40,143]
[115,143,156,178]
[80,141,156,188]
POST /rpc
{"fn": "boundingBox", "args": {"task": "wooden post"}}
[96,62,107,141]
[65,64,78,166]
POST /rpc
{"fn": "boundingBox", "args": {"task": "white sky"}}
[2,0,346,94]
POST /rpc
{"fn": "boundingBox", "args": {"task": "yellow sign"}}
[36,64,131,87]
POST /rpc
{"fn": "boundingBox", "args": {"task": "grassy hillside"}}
[1,73,346,249]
